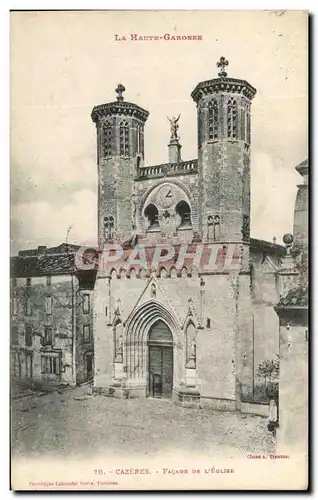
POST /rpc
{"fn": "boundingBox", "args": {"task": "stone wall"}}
[250,249,281,397]
[98,157,136,244]
[196,273,237,402]
[277,322,308,457]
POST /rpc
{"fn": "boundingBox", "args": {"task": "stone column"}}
[168,139,181,163]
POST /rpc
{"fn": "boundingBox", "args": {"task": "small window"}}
[45,296,52,315]
[41,354,60,374]
[104,215,115,240]
[11,278,17,289]
[11,326,18,344]
[83,294,90,314]
[44,327,53,346]
[83,325,91,343]
[206,318,211,329]
[11,297,18,316]
[46,276,52,286]
[25,325,32,346]
[26,278,31,287]
[25,297,32,316]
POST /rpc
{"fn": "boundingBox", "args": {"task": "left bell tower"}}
[91,84,149,245]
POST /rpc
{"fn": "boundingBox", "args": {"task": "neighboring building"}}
[10,244,95,386]
[275,159,308,458]
[90,59,286,409]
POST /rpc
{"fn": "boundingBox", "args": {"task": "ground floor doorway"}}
[147,320,173,399]
[86,353,93,381]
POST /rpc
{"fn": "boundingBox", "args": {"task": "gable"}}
[260,256,279,274]
[125,275,182,328]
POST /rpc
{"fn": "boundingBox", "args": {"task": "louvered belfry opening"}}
[147,320,173,399]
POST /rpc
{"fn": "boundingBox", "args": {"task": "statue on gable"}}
[186,338,196,369]
[151,283,157,298]
[189,338,196,361]
[167,114,180,140]
[116,333,123,354]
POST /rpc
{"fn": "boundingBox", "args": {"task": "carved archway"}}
[140,179,196,214]
[124,300,179,382]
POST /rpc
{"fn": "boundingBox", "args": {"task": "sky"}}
[10,10,308,255]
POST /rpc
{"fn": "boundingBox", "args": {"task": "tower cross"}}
[217,56,229,78]
[115,83,126,101]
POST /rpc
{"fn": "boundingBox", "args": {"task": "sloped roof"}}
[250,238,285,255]
[18,243,81,257]
[12,243,81,277]
[11,253,76,277]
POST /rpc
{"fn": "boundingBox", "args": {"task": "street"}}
[11,385,274,459]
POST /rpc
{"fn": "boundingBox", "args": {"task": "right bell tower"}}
[191,57,257,257]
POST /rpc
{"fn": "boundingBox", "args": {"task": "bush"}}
[256,355,279,404]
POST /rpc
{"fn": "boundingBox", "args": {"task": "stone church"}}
[90,57,289,410]
[11,57,307,417]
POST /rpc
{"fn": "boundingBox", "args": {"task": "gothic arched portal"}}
[124,300,179,399]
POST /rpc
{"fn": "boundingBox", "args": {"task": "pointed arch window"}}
[227,98,238,139]
[136,124,144,154]
[104,215,114,241]
[208,99,218,140]
[243,102,251,144]
[144,204,159,231]
[246,110,251,144]
[103,121,112,157]
[241,107,245,141]
[176,200,192,229]
[140,126,144,155]
[136,124,140,153]
[120,120,129,156]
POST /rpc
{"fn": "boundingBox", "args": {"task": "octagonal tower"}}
[91,84,149,245]
[191,57,257,255]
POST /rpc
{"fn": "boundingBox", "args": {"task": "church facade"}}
[90,58,286,410]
